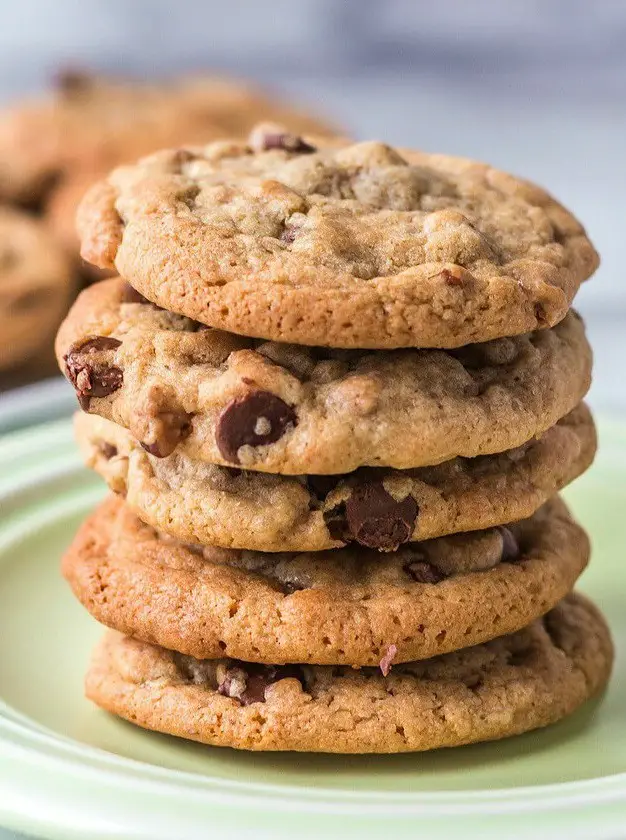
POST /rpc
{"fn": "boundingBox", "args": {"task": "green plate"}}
[0,418,624,840]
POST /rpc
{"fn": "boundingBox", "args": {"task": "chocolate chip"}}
[498,526,520,562]
[534,302,547,324]
[121,282,150,304]
[98,441,118,460]
[215,390,297,463]
[141,442,164,457]
[218,661,304,705]
[380,644,398,677]
[64,336,123,410]
[306,474,343,501]
[345,483,418,551]
[249,125,317,154]
[403,560,445,584]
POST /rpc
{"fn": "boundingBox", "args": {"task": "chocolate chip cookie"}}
[63,495,588,666]
[56,278,591,475]
[85,593,612,753]
[75,405,595,552]
[76,135,598,348]
[0,206,74,371]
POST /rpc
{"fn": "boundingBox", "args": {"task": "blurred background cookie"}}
[0,206,74,373]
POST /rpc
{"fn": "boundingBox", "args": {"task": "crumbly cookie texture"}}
[86,594,612,753]
[56,277,592,475]
[0,206,74,371]
[0,72,336,206]
[76,133,598,348]
[63,495,588,666]
[75,405,595,552]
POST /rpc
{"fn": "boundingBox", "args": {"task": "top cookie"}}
[0,72,336,207]
[77,132,598,348]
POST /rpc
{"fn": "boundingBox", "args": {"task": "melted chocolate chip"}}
[218,661,304,705]
[498,526,520,562]
[344,483,418,551]
[403,560,445,584]
[64,336,123,410]
[215,390,297,463]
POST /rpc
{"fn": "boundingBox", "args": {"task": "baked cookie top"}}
[75,405,595,552]
[63,495,589,666]
[0,72,335,206]
[0,206,74,370]
[56,278,591,474]
[77,132,598,348]
[86,593,613,752]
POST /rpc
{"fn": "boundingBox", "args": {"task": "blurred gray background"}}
[0,3,624,836]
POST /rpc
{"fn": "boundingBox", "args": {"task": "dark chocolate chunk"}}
[403,559,445,584]
[216,390,297,463]
[344,483,418,551]
[63,336,123,409]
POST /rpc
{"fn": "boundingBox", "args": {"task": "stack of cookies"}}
[56,128,613,753]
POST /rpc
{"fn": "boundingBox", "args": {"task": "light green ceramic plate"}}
[0,418,624,840]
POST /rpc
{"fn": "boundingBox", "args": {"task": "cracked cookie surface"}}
[76,135,598,348]
[75,405,595,552]
[56,277,592,475]
[85,593,612,752]
[63,495,589,666]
